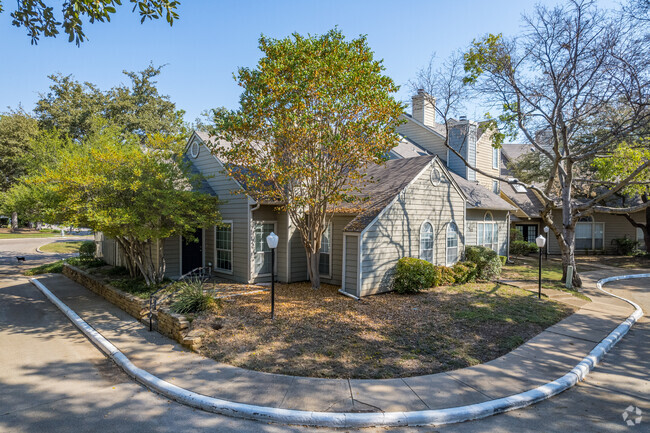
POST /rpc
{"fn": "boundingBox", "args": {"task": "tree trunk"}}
[10,212,18,231]
[306,249,321,289]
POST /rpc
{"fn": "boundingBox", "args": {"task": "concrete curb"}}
[29,273,645,428]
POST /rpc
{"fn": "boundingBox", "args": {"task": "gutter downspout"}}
[338,288,360,301]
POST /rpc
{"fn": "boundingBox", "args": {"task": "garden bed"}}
[192,281,577,379]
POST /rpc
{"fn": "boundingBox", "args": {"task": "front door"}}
[182,229,203,274]
[516,224,538,243]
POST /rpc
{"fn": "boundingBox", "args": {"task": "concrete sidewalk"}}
[31,269,637,414]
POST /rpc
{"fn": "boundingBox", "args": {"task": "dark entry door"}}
[516,224,538,243]
[182,229,203,274]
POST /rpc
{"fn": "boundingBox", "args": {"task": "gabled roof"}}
[331,156,442,232]
[449,173,516,211]
[389,135,431,159]
[500,143,544,218]
[400,113,448,138]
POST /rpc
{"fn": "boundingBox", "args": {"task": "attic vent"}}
[190,141,200,158]
[459,115,468,121]
[430,167,442,186]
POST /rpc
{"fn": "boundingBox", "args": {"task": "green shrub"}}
[510,240,538,256]
[79,241,96,259]
[171,281,219,314]
[435,265,456,285]
[612,237,638,256]
[393,257,438,293]
[452,262,475,284]
[510,228,524,242]
[465,246,502,281]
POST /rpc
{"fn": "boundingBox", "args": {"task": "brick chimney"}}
[412,89,436,127]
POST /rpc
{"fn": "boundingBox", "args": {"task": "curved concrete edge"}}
[29,273,645,428]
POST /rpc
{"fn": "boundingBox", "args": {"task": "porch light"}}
[535,235,546,299]
[266,232,279,319]
[266,232,279,249]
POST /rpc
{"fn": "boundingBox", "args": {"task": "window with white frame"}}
[420,221,434,263]
[492,180,500,194]
[319,223,331,276]
[637,227,646,250]
[215,223,232,272]
[492,147,499,169]
[575,217,604,250]
[477,212,499,252]
[254,222,275,274]
[446,222,459,265]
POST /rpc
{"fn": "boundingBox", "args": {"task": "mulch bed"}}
[192,281,577,379]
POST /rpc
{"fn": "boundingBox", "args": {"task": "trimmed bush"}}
[499,255,507,265]
[612,237,638,256]
[465,245,502,281]
[436,265,456,285]
[171,281,220,314]
[393,257,437,294]
[510,240,538,256]
[79,240,96,259]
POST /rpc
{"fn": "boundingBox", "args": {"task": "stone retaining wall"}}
[62,264,199,349]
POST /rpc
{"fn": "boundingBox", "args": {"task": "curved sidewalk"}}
[29,269,644,427]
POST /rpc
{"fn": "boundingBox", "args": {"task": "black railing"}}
[148,265,212,331]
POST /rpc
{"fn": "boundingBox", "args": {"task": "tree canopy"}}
[2,0,180,45]
[209,28,405,289]
[6,126,219,284]
[458,0,649,287]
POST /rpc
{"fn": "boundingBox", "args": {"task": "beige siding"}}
[396,117,446,159]
[190,139,250,282]
[466,209,509,256]
[289,225,308,282]
[163,236,181,277]
[343,234,359,296]
[475,131,500,191]
[547,210,644,255]
[359,160,466,296]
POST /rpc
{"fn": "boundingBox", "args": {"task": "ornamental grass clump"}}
[171,281,220,314]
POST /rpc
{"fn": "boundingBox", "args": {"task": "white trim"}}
[319,222,333,279]
[357,236,363,298]
[341,234,347,292]
[286,217,291,283]
[215,221,234,275]
[252,220,278,277]
[446,221,459,266]
[419,220,435,263]
[202,229,206,268]
[247,205,252,282]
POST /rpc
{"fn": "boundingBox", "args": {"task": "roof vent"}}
[459,115,468,122]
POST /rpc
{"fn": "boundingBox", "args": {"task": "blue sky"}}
[0,0,617,124]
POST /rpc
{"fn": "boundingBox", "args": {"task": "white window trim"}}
[214,221,234,274]
[419,220,435,263]
[492,147,499,169]
[446,221,459,266]
[253,220,277,277]
[476,212,499,252]
[319,222,333,278]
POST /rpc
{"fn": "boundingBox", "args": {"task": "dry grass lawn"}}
[193,281,576,379]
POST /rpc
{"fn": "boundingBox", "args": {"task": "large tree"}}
[428,0,649,287]
[6,126,219,284]
[35,64,185,143]
[0,109,40,230]
[209,29,405,289]
[2,0,179,45]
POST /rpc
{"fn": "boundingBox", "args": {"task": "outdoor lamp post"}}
[266,232,279,319]
[544,226,550,260]
[536,234,547,299]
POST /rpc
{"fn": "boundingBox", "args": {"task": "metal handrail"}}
[148,265,212,331]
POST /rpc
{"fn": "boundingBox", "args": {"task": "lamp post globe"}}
[266,232,279,319]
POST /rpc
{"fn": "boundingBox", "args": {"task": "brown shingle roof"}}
[448,173,516,211]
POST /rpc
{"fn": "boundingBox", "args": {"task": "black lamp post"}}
[266,232,279,319]
[536,234,547,299]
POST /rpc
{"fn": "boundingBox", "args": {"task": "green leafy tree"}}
[461,1,650,287]
[209,29,405,289]
[2,0,180,45]
[8,126,220,284]
[35,64,185,142]
[593,141,650,250]
[0,109,40,229]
